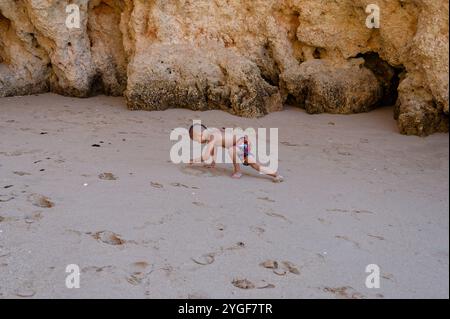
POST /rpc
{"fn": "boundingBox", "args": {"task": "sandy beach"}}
[0,93,448,298]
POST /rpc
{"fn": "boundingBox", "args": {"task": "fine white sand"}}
[0,93,448,299]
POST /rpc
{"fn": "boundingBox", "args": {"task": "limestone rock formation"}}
[126,43,282,117]
[0,0,448,135]
[281,59,383,114]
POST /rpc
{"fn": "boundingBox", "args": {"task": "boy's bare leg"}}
[249,162,276,177]
[204,147,216,168]
[247,156,283,182]
[228,147,242,178]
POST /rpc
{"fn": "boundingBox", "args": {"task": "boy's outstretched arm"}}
[205,146,216,168]
[190,136,215,164]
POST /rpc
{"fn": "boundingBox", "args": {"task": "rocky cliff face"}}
[0,0,448,135]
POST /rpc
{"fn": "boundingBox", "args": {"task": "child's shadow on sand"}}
[179,165,265,181]
[179,165,230,178]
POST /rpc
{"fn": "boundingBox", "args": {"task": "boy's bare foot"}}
[272,175,284,183]
[231,172,242,179]
[204,163,215,169]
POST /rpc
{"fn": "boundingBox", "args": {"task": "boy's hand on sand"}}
[189,159,206,166]
[204,162,215,169]
[189,159,200,165]
[231,172,242,179]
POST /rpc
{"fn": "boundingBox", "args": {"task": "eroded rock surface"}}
[0,0,448,135]
[282,59,383,114]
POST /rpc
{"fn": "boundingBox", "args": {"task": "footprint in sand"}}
[0,195,15,203]
[14,287,36,298]
[150,181,164,189]
[171,182,200,190]
[27,194,54,208]
[127,261,154,286]
[264,210,291,223]
[368,234,385,241]
[191,253,215,266]
[281,141,299,147]
[170,182,189,188]
[257,196,275,203]
[98,173,117,180]
[382,273,395,281]
[260,260,300,276]
[24,211,43,224]
[232,279,275,290]
[90,231,125,246]
[250,226,266,236]
[260,260,278,270]
[337,150,352,156]
[191,242,246,268]
[335,235,361,249]
[127,272,147,285]
[322,286,366,299]
[281,261,300,275]
[13,171,31,176]
[131,261,152,271]
[192,201,205,207]
[232,279,255,289]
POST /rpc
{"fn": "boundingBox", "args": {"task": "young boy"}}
[189,123,284,183]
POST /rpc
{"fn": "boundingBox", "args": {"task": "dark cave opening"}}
[357,52,404,107]
[285,93,299,107]
[313,48,322,59]
[90,73,106,96]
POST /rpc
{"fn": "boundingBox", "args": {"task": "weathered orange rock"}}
[0,0,448,135]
